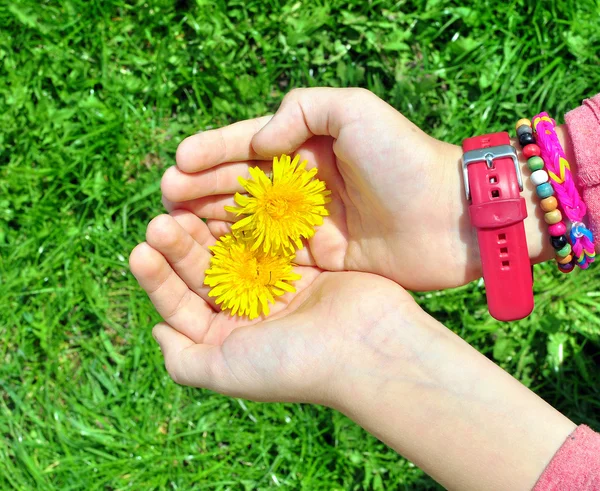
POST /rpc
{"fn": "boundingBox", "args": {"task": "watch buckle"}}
[462,144,522,201]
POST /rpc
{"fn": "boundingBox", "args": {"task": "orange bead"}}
[515,118,532,131]
[544,209,562,224]
[557,254,573,265]
[540,196,558,212]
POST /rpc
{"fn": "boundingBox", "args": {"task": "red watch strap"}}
[463,132,534,321]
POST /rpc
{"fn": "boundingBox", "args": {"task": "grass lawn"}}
[1,0,599,489]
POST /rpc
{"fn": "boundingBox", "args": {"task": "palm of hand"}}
[129,209,412,401]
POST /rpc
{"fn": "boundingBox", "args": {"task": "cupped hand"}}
[129,210,418,403]
[161,88,477,291]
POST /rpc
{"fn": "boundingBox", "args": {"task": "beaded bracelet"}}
[514,118,574,273]
[532,113,596,269]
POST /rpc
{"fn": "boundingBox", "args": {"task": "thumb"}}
[251,87,397,157]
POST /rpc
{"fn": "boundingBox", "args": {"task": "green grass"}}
[1,0,600,488]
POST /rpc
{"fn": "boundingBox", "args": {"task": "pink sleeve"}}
[534,98,600,490]
[533,425,600,490]
[565,93,600,249]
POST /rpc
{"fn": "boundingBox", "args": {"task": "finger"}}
[294,241,317,267]
[130,243,214,342]
[145,214,217,308]
[251,87,388,157]
[169,195,238,222]
[206,219,232,239]
[162,194,175,213]
[164,135,340,206]
[176,116,272,173]
[152,322,229,391]
[170,209,217,247]
[161,160,272,202]
[250,87,429,171]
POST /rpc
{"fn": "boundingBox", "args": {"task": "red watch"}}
[462,132,534,321]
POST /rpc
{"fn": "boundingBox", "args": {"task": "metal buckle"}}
[462,144,522,201]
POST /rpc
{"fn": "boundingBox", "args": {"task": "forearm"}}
[332,309,575,491]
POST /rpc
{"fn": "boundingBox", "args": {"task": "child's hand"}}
[160,89,462,290]
[129,210,420,403]
[162,88,551,290]
[130,213,574,491]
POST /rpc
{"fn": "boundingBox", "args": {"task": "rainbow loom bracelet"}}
[532,113,596,269]
[514,118,573,272]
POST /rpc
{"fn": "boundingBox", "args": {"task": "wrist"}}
[326,297,433,411]
[452,123,576,278]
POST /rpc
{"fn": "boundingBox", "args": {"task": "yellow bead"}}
[515,118,532,131]
[544,209,562,224]
[557,254,572,265]
[540,196,558,212]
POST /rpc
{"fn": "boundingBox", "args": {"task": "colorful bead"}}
[516,115,594,273]
[536,182,554,199]
[519,133,536,147]
[540,196,558,212]
[548,222,567,236]
[557,254,573,264]
[556,243,572,257]
[558,262,574,273]
[551,234,568,249]
[530,169,549,186]
[523,144,541,158]
[517,124,533,137]
[544,209,562,224]
[527,156,545,172]
[515,118,532,131]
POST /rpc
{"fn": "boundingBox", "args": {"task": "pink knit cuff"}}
[565,93,600,249]
[533,425,600,491]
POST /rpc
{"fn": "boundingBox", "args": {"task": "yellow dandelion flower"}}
[225,154,331,255]
[204,234,301,320]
